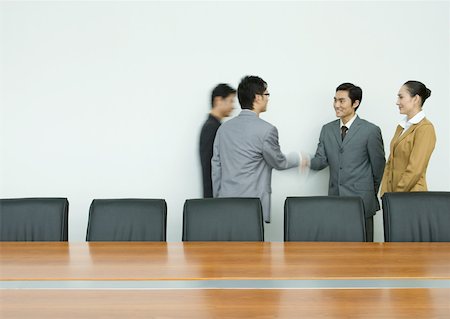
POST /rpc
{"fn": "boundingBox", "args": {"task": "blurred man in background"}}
[199,83,236,198]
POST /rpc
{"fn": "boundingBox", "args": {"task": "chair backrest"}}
[182,198,264,241]
[382,192,450,242]
[0,198,69,241]
[86,199,167,241]
[284,196,366,242]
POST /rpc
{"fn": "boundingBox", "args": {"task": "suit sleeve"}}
[199,123,217,197]
[310,126,328,171]
[380,154,392,196]
[395,124,436,192]
[367,125,386,194]
[211,132,221,197]
[262,126,299,170]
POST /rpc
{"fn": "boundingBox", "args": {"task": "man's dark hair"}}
[211,84,236,108]
[403,80,431,106]
[237,76,267,110]
[336,83,363,111]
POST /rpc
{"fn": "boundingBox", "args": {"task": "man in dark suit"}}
[305,83,386,241]
[199,83,236,198]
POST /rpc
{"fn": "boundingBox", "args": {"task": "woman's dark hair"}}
[336,83,362,111]
[403,81,431,106]
[237,76,267,110]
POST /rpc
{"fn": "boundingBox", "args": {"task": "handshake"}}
[300,152,311,173]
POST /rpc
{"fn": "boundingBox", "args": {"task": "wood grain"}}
[1,242,450,280]
[1,289,450,318]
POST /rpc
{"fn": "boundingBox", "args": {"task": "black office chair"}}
[86,199,167,241]
[182,198,264,241]
[284,196,366,242]
[0,198,69,241]
[382,192,450,242]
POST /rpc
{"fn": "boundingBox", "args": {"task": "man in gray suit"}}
[211,75,300,223]
[305,83,385,241]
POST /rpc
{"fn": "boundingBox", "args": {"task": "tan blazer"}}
[381,117,436,196]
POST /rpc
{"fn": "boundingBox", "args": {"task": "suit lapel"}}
[332,120,342,146]
[390,126,403,153]
[342,116,362,146]
[393,121,422,150]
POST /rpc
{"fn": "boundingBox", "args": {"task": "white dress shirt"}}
[399,111,425,135]
[340,113,357,130]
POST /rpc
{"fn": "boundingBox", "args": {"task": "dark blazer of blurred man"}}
[199,84,236,197]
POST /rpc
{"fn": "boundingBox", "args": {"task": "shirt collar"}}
[239,109,258,117]
[399,110,425,128]
[340,113,357,129]
[208,113,221,123]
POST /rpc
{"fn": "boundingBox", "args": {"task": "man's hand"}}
[300,151,310,173]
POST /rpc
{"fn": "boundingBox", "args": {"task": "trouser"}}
[365,216,374,242]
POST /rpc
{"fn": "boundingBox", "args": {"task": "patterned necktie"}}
[341,126,348,141]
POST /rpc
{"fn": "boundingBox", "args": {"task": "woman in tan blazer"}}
[381,81,436,195]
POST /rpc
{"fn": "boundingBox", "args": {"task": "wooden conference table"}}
[2,289,450,319]
[1,241,450,281]
[2,242,450,318]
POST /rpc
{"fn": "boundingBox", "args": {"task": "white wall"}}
[1,1,449,242]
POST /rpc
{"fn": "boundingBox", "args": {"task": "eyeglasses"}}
[258,93,270,97]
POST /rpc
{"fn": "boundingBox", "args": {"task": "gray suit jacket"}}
[212,110,299,222]
[310,116,385,217]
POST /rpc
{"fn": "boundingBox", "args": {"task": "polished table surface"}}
[2,242,450,281]
[2,289,450,318]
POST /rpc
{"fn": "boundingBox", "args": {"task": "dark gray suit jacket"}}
[212,110,299,222]
[310,116,385,217]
